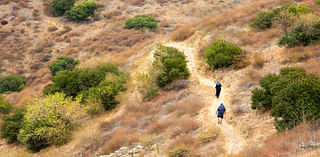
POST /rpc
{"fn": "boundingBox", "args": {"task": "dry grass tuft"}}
[197,125,220,143]
[253,55,265,69]
[171,25,195,41]
[99,128,138,155]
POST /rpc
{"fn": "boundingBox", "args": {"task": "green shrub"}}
[0,95,13,114]
[45,64,121,97]
[83,73,128,111]
[17,93,83,152]
[125,15,158,30]
[50,0,76,16]
[317,0,320,7]
[153,45,190,88]
[250,3,312,30]
[278,21,320,48]
[49,56,79,76]
[1,108,25,143]
[137,73,159,101]
[204,40,242,69]
[65,0,98,21]
[0,75,27,93]
[251,67,320,131]
[250,11,276,30]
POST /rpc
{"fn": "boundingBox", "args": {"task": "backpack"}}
[218,105,225,115]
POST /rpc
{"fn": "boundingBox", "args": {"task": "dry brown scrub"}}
[241,121,320,157]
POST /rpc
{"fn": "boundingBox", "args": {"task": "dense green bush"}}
[65,0,98,21]
[0,75,27,93]
[204,40,242,69]
[50,0,76,16]
[153,45,190,88]
[1,108,25,143]
[250,3,312,30]
[278,21,320,48]
[44,64,122,97]
[17,93,83,152]
[251,67,320,131]
[125,15,158,30]
[49,56,79,76]
[82,73,128,110]
[250,11,276,30]
[0,95,12,114]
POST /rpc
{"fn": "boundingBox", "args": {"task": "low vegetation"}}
[251,67,320,131]
[0,95,12,114]
[250,3,311,30]
[125,15,158,30]
[136,73,159,101]
[204,40,242,69]
[50,0,76,16]
[1,108,25,143]
[278,21,320,48]
[153,45,190,88]
[0,75,27,93]
[44,63,127,112]
[49,56,79,76]
[66,0,98,21]
[317,0,320,7]
[17,93,84,152]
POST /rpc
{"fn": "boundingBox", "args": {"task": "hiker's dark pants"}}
[216,88,221,98]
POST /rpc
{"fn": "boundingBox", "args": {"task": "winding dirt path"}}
[165,41,245,154]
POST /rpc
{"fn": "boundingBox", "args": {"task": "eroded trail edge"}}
[165,41,245,155]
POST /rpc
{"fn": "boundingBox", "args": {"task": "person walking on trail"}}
[216,103,226,124]
[215,81,222,98]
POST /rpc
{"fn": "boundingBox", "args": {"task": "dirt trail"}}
[165,41,245,154]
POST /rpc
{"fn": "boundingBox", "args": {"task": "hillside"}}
[0,0,320,157]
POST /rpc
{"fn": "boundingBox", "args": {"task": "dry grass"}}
[197,125,220,143]
[239,121,320,157]
[171,25,195,41]
[99,127,139,155]
[252,55,265,69]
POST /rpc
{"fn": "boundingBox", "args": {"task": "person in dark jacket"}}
[215,81,222,98]
[216,103,226,124]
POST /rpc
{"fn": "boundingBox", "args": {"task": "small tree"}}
[65,0,98,21]
[49,56,79,76]
[125,15,158,29]
[17,93,84,152]
[50,0,76,16]
[204,40,242,69]
[0,75,27,93]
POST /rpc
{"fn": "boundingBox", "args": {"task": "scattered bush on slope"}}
[66,0,98,21]
[204,40,242,70]
[125,15,158,30]
[1,108,25,143]
[0,75,27,93]
[0,95,12,114]
[17,93,84,152]
[49,56,79,76]
[50,0,76,16]
[152,45,190,88]
[251,67,320,131]
[250,3,312,30]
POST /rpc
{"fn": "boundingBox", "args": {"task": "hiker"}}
[216,103,226,124]
[215,81,222,98]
